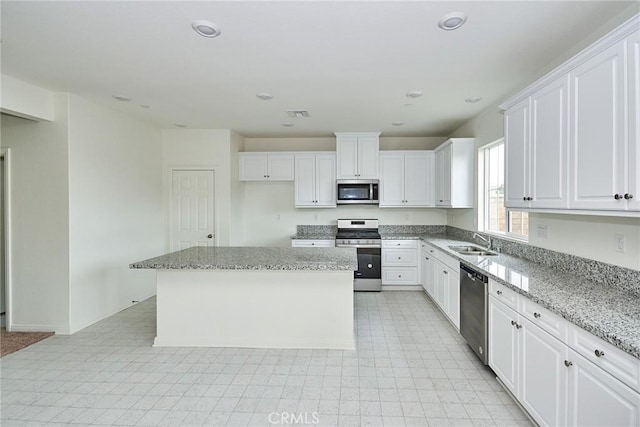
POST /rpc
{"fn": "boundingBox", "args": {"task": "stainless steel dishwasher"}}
[460,263,489,365]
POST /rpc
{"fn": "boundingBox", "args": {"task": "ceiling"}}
[1,1,635,138]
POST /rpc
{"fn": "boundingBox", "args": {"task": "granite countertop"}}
[290,233,336,240]
[400,232,640,359]
[130,246,358,271]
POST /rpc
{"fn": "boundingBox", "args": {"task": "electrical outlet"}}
[615,234,625,252]
[536,225,549,239]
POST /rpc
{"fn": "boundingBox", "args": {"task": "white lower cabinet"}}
[382,240,418,285]
[489,280,640,426]
[567,349,640,427]
[424,246,460,329]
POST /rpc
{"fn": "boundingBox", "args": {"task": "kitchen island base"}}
[154,269,355,350]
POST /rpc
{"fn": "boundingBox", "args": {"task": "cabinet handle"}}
[496,290,503,295]
[564,360,573,367]
[515,323,522,329]
[443,270,448,275]
[595,349,605,358]
[511,320,516,326]
[533,312,541,318]
[624,193,633,200]
[614,194,623,200]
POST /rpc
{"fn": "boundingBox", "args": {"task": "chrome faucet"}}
[473,233,492,250]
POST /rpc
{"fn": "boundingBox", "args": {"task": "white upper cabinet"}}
[501,15,639,215]
[627,30,640,212]
[379,151,434,207]
[505,76,570,209]
[434,138,475,208]
[239,152,294,181]
[505,99,531,209]
[335,132,380,179]
[569,40,626,211]
[294,153,336,208]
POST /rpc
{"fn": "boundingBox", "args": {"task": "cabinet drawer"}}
[569,324,640,393]
[382,267,418,285]
[489,280,519,311]
[382,249,418,266]
[382,240,418,249]
[290,240,335,248]
[519,297,568,342]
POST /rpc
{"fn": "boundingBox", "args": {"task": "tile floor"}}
[1,291,532,427]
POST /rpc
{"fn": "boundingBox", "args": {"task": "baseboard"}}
[8,323,67,334]
[68,292,156,334]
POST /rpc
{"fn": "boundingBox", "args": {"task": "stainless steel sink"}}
[448,245,498,256]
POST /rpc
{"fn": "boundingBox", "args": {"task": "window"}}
[478,140,528,239]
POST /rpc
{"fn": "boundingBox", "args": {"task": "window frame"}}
[478,139,528,241]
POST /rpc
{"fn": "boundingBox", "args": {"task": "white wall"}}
[229,131,246,246]
[0,94,71,332]
[162,129,234,247]
[67,95,162,333]
[1,74,55,121]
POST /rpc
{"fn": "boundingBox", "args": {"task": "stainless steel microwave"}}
[337,180,379,205]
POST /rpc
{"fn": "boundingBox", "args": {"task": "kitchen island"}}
[130,246,357,349]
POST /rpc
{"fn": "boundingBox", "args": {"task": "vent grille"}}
[286,110,309,118]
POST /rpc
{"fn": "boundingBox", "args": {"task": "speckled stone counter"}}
[130,246,357,271]
[387,232,640,359]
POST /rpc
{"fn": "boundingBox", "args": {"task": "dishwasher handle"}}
[460,263,488,283]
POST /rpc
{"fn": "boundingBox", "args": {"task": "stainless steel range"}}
[335,219,382,291]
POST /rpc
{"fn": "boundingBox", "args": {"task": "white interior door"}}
[171,170,215,251]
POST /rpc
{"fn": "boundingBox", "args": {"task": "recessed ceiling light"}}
[112,95,131,102]
[392,122,404,126]
[175,124,187,128]
[282,123,294,127]
[438,12,468,31]
[192,20,221,38]
[405,91,423,99]
[465,97,482,103]
[404,103,413,108]
[256,93,273,101]
[140,104,151,109]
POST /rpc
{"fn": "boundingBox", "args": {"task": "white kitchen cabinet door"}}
[420,247,429,292]
[530,75,570,209]
[315,154,337,207]
[404,152,433,206]
[505,98,530,208]
[519,318,569,427]
[569,39,626,210]
[336,135,359,179]
[435,144,452,206]
[357,135,380,179]
[239,153,294,181]
[379,153,405,206]
[489,296,519,395]
[335,133,380,179]
[425,248,437,298]
[628,30,640,211]
[295,153,336,208]
[294,155,317,207]
[239,153,269,181]
[433,260,449,312]
[567,349,640,427]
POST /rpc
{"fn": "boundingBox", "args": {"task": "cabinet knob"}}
[564,360,573,367]
[595,349,605,358]
[496,290,503,295]
[614,194,622,200]
[398,256,402,260]
[527,197,533,201]
[311,243,315,246]
[207,234,213,239]
[515,323,522,329]
[398,275,402,278]
[443,270,448,275]
[533,312,541,319]
[523,196,527,201]
[511,320,516,326]
[624,193,633,200]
